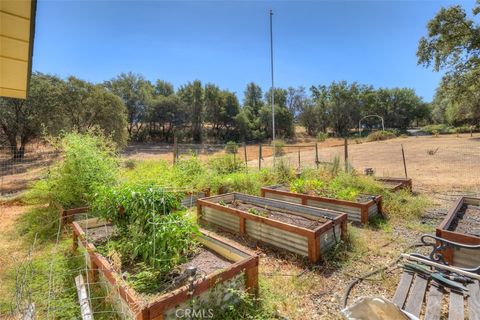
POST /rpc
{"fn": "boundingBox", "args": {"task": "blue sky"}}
[32,0,476,102]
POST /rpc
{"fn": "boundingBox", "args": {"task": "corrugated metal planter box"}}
[375,177,412,192]
[197,192,348,263]
[436,197,480,268]
[260,185,382,224]
[71,219,258,320]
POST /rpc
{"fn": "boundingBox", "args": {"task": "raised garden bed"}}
[374,177,412,192]
[436,197,480,268]
[260,185,382,224]
[71,218,258,320]
[197,192,347,263]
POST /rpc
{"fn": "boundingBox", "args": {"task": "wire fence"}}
[123,135,480,193]
[0,144,60,196]
[2,135,480,197]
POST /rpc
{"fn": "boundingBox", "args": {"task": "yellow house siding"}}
[0,0,36,99]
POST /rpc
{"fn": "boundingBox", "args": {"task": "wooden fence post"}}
[173,136,178,164]
[298,148,301,169]
[401,144,408,178]
[258,144,262,170]
[344,138,348,172]
[315,143,319,168]
[244,142,248,168]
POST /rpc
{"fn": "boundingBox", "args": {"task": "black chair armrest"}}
[410,234,480,274]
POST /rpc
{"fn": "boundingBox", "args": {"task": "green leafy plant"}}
[26,131,119,209]
[271,139,285,156]
[208,154,244,174]
[247,208,261,216]
[92,182,199,293]
[224,141,239,154]
[316,132,328,142]
[274,158,295,183]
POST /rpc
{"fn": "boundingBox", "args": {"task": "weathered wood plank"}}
[448,290,464,320]
[467,280,480,320]
[75,274,94,320]
[424,284,443,320]
[393,271,414,308]
[404,275,428,317]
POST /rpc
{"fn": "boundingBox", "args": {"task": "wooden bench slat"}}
[448,290,464,320]
[393,271,414,308]
[424,284,443,320]
[404,275,428,317]
[468,280,480,320]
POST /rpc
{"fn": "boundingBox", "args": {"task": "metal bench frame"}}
[393,234,480,320]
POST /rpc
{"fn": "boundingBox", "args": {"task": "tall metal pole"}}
[269,9,276,164]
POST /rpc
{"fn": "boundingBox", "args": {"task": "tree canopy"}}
[418,1,480,125]
[0,73,127,158]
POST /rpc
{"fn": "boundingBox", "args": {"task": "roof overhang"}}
[0,0,37,99]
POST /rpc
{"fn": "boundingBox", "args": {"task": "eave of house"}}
[0,0,37,99]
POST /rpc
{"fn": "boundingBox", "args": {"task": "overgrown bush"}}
[206,169,278,195]
[274,158,296,183]
[173,157,207,188]
[225,141,239,154]
[316,132,328,142]
[366,130,397,142]
[291,170,384,201]
[271,139,285,156]
[27,131,119,209]
[208,154,244,174]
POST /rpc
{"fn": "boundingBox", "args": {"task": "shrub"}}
[173,156,207,188]
[419,124,451,135]
[26,131,119,209]
[366,130,397,142]
[274,158,296,183]
[208,169,279,196]
[208,154,244,174]
[316,132,328,142]
[225,141,239,154]
[271,139,285,156]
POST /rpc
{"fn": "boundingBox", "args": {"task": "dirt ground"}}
[255,134,480,193]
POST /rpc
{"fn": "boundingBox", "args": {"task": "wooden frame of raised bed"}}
[374,177,412,192]
[436,197,480,268]
[71,219,258,320]
[196,192,348,263]
[260,185,382,224]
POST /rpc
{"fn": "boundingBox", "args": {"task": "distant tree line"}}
[0,71,430,157]
[104,72,429,142]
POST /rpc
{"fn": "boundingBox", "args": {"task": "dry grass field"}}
[257,134,480,192]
